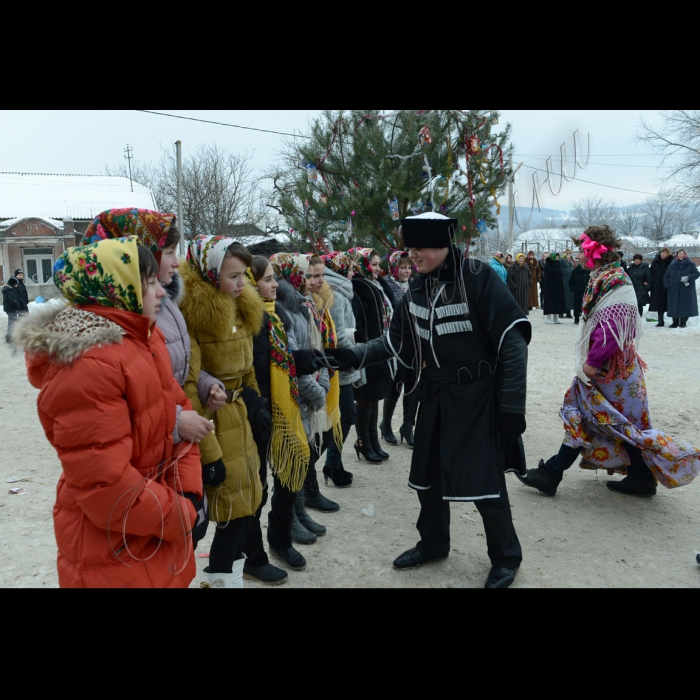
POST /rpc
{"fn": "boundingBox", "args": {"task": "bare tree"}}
[637,110,700,201]
[105,145,267,241]
[570,196,619,230]
[617,206,642,238]
[641,191,682,242]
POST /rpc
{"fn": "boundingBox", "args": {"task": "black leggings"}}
[208,516,252,573]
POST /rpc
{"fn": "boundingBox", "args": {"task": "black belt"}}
[225,388,242,403]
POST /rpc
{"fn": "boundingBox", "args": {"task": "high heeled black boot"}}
[379,395,399,445]
[354,403,384,463]
[399,390,418,448]
[369,402,389,461]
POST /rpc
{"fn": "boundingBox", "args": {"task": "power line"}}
[515,153,659,157]
[519,163,682,198]
[136,110,312,138]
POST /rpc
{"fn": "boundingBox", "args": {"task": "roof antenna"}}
[124,144,134,192]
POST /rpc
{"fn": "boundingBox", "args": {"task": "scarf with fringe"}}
[313,289,343,453]
[245,269,310,492]
[575,263,644,384]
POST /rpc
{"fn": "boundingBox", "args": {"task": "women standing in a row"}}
[381,250,419,447]
[507,253,531,315]
[649,247,672,327]
[664,248,699,328]
[180,236,265,588]
[348,247,394,463]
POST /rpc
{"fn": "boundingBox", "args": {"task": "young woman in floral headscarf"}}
[347,247,395,463]
[518,225,700,500]
[13,236,205,588]
[270,252,340,545]
[319,251,362,487]
[179,235,265,588]
[379,250,419,448]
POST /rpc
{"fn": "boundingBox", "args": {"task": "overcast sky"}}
[0,110,673,214]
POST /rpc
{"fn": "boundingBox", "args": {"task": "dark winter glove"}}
[249,406,272,441]
[499,412,526,442]
[182,491,208,545]
[202,458,226,487]
[292,348,326,375]
[324,346,361,371]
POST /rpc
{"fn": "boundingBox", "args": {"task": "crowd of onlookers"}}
[486,246,699,328]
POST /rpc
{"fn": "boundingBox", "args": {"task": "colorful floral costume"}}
[560,263,700,488]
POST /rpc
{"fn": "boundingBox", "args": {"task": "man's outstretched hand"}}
[323,347,361,371]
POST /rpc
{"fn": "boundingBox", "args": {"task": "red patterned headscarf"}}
[83,208,176,264]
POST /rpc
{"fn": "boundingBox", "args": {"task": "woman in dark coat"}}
[568,260,590,325]
[649,247,673,327]
[560,250,574,318]
[663,249,699,328]
[542,253,566,323]
[627,253,652,316]
[507,253,531,315]
[349,247,395,463]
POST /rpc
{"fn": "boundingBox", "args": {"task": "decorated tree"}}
[267,109,513,254]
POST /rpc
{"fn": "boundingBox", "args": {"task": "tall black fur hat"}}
[401,213,458,248]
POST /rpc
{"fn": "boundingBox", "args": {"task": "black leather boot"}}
[267,513,306,570]
[670,318,679,328]
[303,468,340,513]
[294,490,326,535]
[516,458,563,497]
[369,402,389,461]
[354,403,384,463]
[379,395,399,445]
[655,312,664,327]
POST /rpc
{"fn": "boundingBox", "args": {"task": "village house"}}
[0,173,156,299]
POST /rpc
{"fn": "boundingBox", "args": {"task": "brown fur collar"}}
[179,263,265,340]
[11,302,125,364]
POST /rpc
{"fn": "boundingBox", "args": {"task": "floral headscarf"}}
[83,208,176,263]
[387,249,416,279]
[187,235,238,289]
[322,251,359,278]
[53,236,143,313]
[347,247,376,279]
[269,252,311,292]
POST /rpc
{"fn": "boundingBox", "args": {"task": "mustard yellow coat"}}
[179,264,264,522]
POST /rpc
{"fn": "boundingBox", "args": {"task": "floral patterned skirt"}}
[559,354,700,489]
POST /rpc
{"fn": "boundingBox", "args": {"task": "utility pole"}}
[507,153,523,254]
[176,141,184,257]
[124,145,134,192]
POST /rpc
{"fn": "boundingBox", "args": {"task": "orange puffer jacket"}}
[14,302,203,588]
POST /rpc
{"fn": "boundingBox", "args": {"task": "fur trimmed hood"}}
[11,301,126,365]
[163,271,185,306]
[274,277,308,318]
[179,263,265,341]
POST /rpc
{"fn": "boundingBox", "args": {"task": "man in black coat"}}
[649,248,672,327]
[2,276,22,342]
[13,269,29,313]
[326,214,531,588]
[627,254,652,316]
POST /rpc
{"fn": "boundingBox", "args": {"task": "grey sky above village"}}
[0,110,672,214]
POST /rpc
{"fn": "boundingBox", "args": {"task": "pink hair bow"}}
[580,233,610,269]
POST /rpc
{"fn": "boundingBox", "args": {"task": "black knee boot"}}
[656,312,664,327]
[267,513,306,570]
[369,402,389,461]
[354,403,384,463]
[380,395,399,445]
[303,464,340,512]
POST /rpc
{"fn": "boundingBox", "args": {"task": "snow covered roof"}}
[0,215,65,231]
[0,173,157,220]
[242,233,291,246]
[659,233,698,246]
[514,227,574,242]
